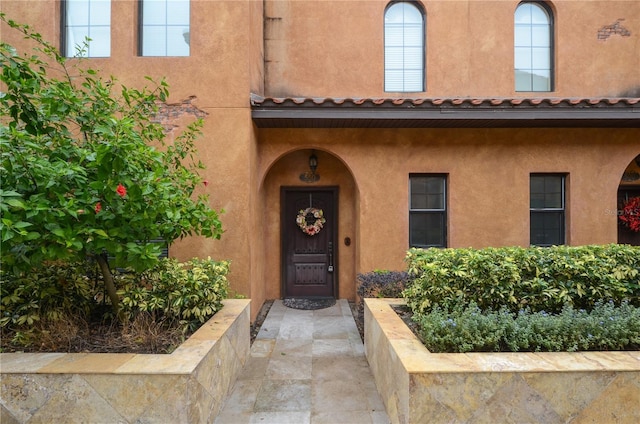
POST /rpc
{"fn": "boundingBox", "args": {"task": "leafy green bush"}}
[120,258,230,332]
[1,16,223,318]
[0,262,96,329]
[404,244,640,314]
[412,301,640,353]
[1,258,229,347]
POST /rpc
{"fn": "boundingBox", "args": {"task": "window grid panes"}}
[530,174,565,246]
[515,2,552,92]
[410,175,446,248]
[385,2,424,92]
[140,0,190,57]
[64,0,111,58]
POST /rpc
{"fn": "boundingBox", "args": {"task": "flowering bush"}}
[0,16,223,317]
[619,196,640,232]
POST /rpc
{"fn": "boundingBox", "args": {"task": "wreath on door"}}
[296,207,326,236]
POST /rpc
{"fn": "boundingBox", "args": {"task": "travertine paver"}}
[215,300,390,424]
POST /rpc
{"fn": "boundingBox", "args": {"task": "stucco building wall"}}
[257,128,639,275]
[1,1,638,321]
[264,0,640,98]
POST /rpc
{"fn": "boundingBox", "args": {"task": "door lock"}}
[328,265,334,273]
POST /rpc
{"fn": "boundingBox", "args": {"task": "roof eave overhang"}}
[250,96,640,129]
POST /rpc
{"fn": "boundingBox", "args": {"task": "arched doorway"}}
[617,154,640,245]
[260,149,359,301]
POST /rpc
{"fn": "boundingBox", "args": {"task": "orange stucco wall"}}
[264,0,640,98]
[1,1,639,321]
[258,129,639,273]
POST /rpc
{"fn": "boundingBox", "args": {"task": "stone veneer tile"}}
[135,375,190,423]
[311,379,369,412]
[410,372,514,423]
[254,379,311,412]
[251,339,276,358]
[115,351,199,374]
[312,356,371,382]
[1,404,20,424]
[365,299,640,424]
[250,411,311,423]
[534,351,640,371]
[273,338,313,357]
[0,353,65,373]
[194,333,240,401]
[523,371,617,421]
[28,374,128,424]
[83,374,180,422]
[187,376,219,423]
[0,300,250,424]
[579,351,640,370]
[467,374,563,423]
[1,374,59,423]
[237,357,270,380]
[570,373,640,423]
[38,353,136,374]
[409,351,479,373]
[266,353,312,380]
[466,352,554,372]
[217,379,262,414]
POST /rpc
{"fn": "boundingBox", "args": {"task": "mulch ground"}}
[1,299,364,354]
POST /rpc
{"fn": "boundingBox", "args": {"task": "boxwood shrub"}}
[412,301,640,353]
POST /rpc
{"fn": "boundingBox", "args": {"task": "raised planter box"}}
[1,299,250,423]
[365,298,640,424]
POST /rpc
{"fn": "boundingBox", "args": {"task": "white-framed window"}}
[515,1,553,91]
[140,0,190,57]
[530,174,565,246]
[63,0,111,58]
[384,2,425,92]
[409,174,447,248]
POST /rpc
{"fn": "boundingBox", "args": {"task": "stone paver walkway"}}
[214,300,391,424]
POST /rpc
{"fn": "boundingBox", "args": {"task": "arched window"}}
[384,2,425,92]
[515,2,553,91]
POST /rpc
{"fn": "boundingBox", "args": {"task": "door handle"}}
[328,241,334,273]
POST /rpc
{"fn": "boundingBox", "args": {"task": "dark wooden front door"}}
[282,188,337,298]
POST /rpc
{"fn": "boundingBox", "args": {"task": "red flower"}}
[116,183,127,197]
[203,180,209,187]
[94,202,102,214]
[619,197,640,232]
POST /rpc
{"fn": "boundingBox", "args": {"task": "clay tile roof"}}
[249,94,640,128]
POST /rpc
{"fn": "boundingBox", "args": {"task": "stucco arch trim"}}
[258,147,361,301]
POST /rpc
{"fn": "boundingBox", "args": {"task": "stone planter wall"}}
[365,298,640,424]
[1,299,251,423]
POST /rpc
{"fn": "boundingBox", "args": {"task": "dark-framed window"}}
[139,0,190,57]
[62,0,111,57]
[530,174,565,246]
[409,174,447,248]
[384,1,425,92]
[514,1,554,92]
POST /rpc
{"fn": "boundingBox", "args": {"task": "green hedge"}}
[413,301,640,353]
[1,257,230,344]
[403,244,640,314]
